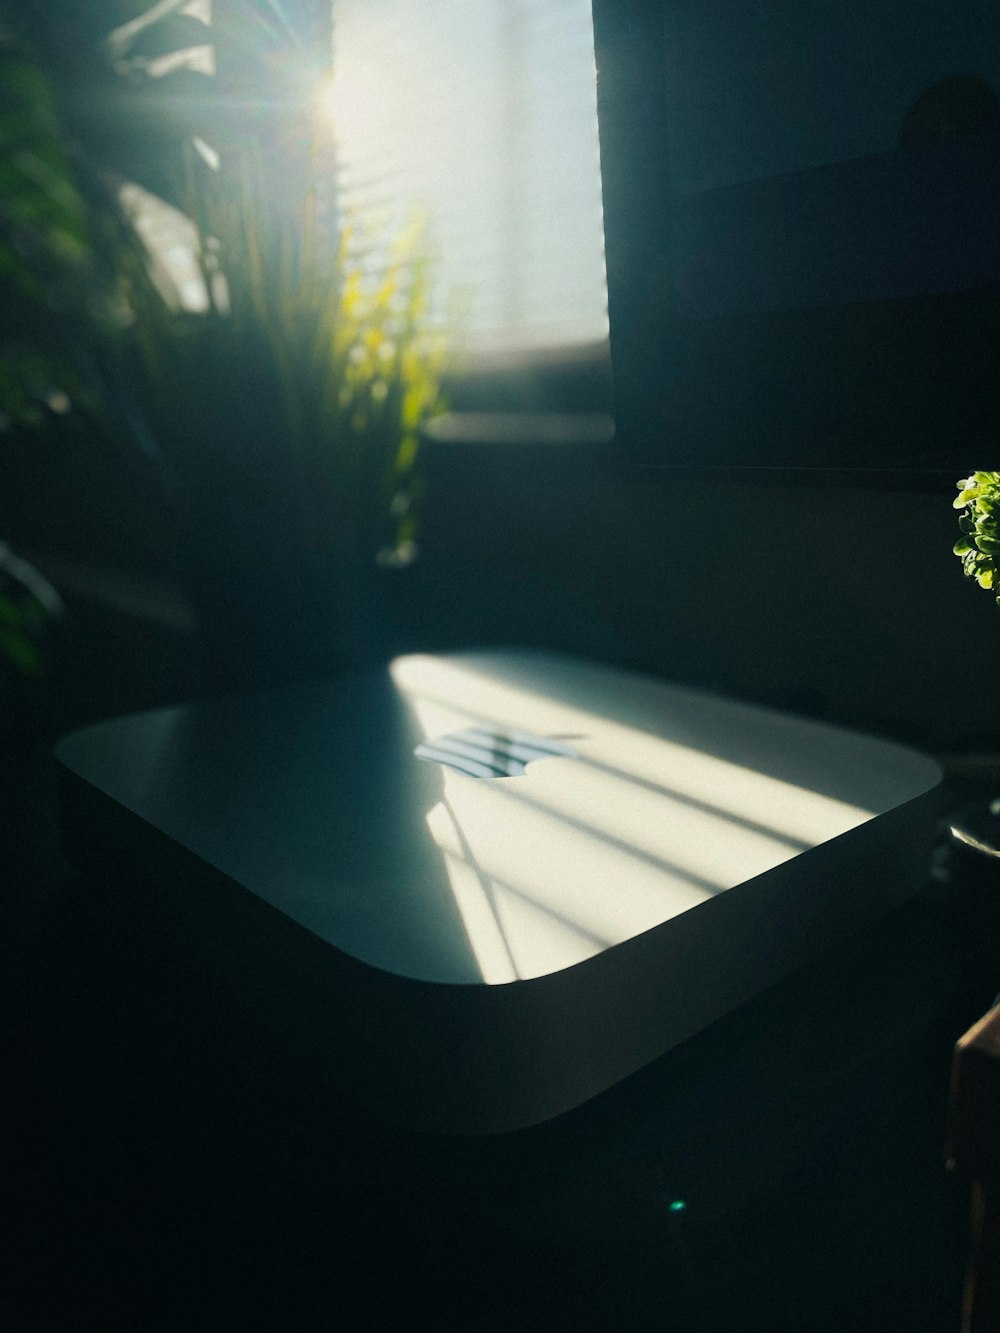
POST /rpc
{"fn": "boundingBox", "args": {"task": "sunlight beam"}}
[394,654,876,847]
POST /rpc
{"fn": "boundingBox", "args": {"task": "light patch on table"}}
[394,654,876,847]
[426,775,714,982]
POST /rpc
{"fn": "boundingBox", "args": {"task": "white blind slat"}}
[329,0,609,357]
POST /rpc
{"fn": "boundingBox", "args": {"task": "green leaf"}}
[115,14,211,61]
[0,625,40,674]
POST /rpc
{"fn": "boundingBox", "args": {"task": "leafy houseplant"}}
[127,159,448,689]
[0,1,449,692]
[951,472,1000,857]
[0,9,105,686]
[953,472,1000,600]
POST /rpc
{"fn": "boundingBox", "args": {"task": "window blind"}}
[329,0,609,358]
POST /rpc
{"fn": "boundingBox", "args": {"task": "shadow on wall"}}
[415,458,995,755]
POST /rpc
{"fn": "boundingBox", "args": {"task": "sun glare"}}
[322,62,396,158]
[327,0,610,351]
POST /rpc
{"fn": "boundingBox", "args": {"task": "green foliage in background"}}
[0,544,64,676]
[0,1,449,676]
[131,150,448,568]
[0,0,209,435]
[953,472,1000,603]
[0,20,97,430]
[0,2,447,546]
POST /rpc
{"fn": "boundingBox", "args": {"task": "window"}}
[328,0,611,398]
[117,1,613,433]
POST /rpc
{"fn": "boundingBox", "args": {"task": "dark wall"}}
[5,428,993,757]
[411,447,996,754]
[594,0,1000,472]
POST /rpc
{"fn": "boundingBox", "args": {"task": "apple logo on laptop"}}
[414,729,578,779]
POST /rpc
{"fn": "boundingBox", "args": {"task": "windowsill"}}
[423,411,615,447]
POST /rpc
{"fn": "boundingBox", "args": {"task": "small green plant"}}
[130,151,448,570]
[953,472,1000,603]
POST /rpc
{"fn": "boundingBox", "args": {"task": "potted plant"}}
[950,472,1000,850]
[947,472,1000,998]
[122,155,447,689]
[953,472,1000,600]
[0,1,449,693]
[952,473,1000,801]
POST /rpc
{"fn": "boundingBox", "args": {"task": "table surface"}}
[56,649,942,988]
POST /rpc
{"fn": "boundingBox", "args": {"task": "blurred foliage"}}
[0,19,96,430]
[0,0,448,677]
[131,151,448,569]
[0,543,64,676]
[953,471,1000,602]
[0,0,204,435]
